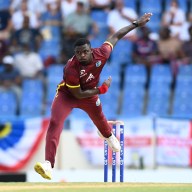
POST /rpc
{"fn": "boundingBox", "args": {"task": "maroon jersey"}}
[62,42,113,94]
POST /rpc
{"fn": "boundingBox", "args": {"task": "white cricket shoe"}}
[34,161,52,180]
[98,131,121,152]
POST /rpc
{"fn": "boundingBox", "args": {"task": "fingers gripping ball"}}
[98,84,108,94]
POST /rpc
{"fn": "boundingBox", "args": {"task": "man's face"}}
[74,44,92,65]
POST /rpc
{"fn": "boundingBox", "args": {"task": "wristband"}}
[98,84,108,94]
[132,21,139,27]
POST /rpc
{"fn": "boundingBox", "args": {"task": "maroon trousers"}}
[45,90,112,168]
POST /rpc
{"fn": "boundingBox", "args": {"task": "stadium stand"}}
[172,74,192,118]
[1,0,191,120]
[99,65,121,119]
[90,38,105,48]
[90,10,108,25]
[20,79,44,118]
[38,40,61,61]
[177,64,192,76]
[0,91,17,119]
[125,64,147,86]
[110,40,133,67]
[121,64,147,116]
[146,64,173,116]
[147,85,171,116]
[140,0,162,15]
[124,0,137,10]
[99,80,120,119]
[46,64,64,81]
[150,64,173,88]
[44,64,64,116]
[0,0,11,10]
[46,64,63,102]
[122,85,146,116]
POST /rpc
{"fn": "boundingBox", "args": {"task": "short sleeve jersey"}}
[63,42,113,92]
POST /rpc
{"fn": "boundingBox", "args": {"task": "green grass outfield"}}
[0,183,192,192]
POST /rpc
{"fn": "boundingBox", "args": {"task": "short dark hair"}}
[74,38,91,48]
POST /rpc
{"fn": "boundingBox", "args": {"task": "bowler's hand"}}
[137,13,153,27]
[103,76,112,88]
[98,76,112,94]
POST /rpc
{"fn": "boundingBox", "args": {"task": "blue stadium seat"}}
[22,79,44,100]
[150,64,173,88]
[0,0,11,10]
[123,64,147,117]
[46,65,63,104]
[20,79,44,117]
[46,81,57,104]
[174,89,192,103]
[22,90,43,103]
[22,79,43,91]
[20,94,43,117]
[144,13,161,32]
[147,85,171,116]
[149,78,171,91]
[172,75,192,117]
[46,64,64,81]
[96,25,109,42]
[39,40,61,60]
[90,10,109,41]
[172,102,192,118]
[91,10,108,26]
[99,80,120,119]
[121,86,145,117]
[20,102,42,118]
[0,91,17,118]
[148,64,172,116]
[151,64,172,78]
[140,0,162,15]
[41,26,61,41]
[99,67,121,119]
[111,40,133,65]
[90,38,104,48]
[148,86,171,101]
[50,26,61,40]
[165,0,188,12]
[100,95,119,119]
[175,75,192,91]
[100,63,120,82]
[44,104,52,117]
[147,100,170,116]
[124,0,137,9]
[125,64,147,86]
[178,65,192,76]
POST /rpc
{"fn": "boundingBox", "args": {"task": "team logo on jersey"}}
[96,60,102,67]
[96,98,101,106]
[80,70,87,78]
[86,73,95,82]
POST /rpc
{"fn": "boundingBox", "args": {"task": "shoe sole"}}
[34,162,52,180]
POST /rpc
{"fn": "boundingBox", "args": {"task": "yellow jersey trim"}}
[104,41,113,50]
[66,84,80,88]
[55,82,65,97]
